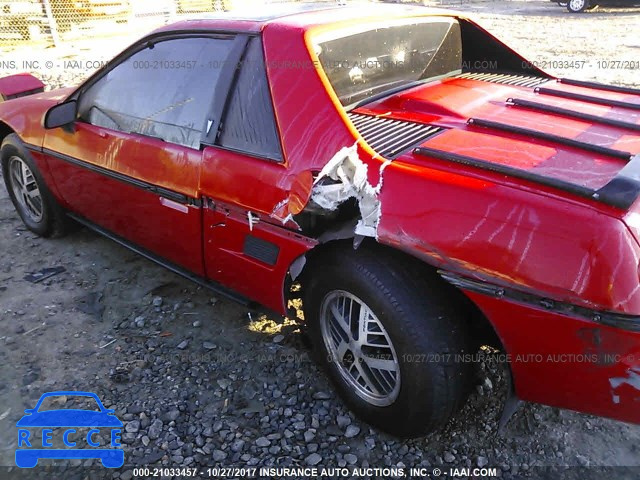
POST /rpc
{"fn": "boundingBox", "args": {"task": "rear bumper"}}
[465,289,640,425]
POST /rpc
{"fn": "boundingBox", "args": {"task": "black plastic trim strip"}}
[506,98,640,132]
[202,34,249,145]
[593,154,640,209]
[5,87,44,100]
[68,213,250,306]
[536,87,640,111]
[415,146,640,209]
[214,36,284,162]
[468,118,632,160]
[559,78,640,96]
[23,142,41,153]
[413,146,597,200]
[440,271,640,333]
[42,147,201,207]
[243,235,280,265]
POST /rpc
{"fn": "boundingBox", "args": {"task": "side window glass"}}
[78,36,234,149]
[218,37,283,161]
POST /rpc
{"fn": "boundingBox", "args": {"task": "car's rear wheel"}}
[320,290,402,407]
[303,245,473,437]
[567,0,589,12]
[1,134,69,237]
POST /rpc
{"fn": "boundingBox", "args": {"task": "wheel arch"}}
[0,129,70,237]
[287,236,506,353]
[0,121,15,146]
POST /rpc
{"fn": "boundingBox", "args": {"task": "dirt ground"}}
[0,1,639,479]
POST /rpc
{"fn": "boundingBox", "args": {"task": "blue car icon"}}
[16,391,124,468]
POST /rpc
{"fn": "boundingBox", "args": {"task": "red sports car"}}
[1,4,639,437]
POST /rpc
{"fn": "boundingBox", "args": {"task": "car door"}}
[199,37,316,312]
[42,34,244,274]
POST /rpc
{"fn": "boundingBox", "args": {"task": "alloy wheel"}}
[568,0,586,10]
[8,156,44,223]
[319,290,401,407]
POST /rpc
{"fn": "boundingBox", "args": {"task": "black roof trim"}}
[413,146,596,199]
[467,117,632,160]
[593,154,640,209]
[506,98,640,132]
[413,146,640,210]
[535,87,640,111]
[558,78,640,96]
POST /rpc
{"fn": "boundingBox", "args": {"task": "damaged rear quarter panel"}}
[375,159,640,313]
[374,158,640,423]
[309,143,390,238]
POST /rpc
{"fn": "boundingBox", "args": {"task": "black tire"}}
[303,244,473,437]
[1,134,69,237]
[567,0,589,12]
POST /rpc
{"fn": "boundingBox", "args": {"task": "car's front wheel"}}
[304,245,473,437]
[1,134,69,237]
[567,0,589,12]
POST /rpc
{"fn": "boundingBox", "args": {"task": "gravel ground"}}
[1,2,639,479]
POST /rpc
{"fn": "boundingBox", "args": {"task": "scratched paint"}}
[610,366,640,404]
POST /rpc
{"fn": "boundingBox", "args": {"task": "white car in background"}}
[552,0,640,12]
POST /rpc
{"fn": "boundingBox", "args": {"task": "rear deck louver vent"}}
[455,72,551,88]
[348,113,443,159]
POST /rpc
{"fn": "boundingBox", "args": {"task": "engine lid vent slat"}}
[454,72,551,88]
[348,113,444,159]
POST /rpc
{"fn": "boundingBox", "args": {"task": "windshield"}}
[312,17,462,108]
